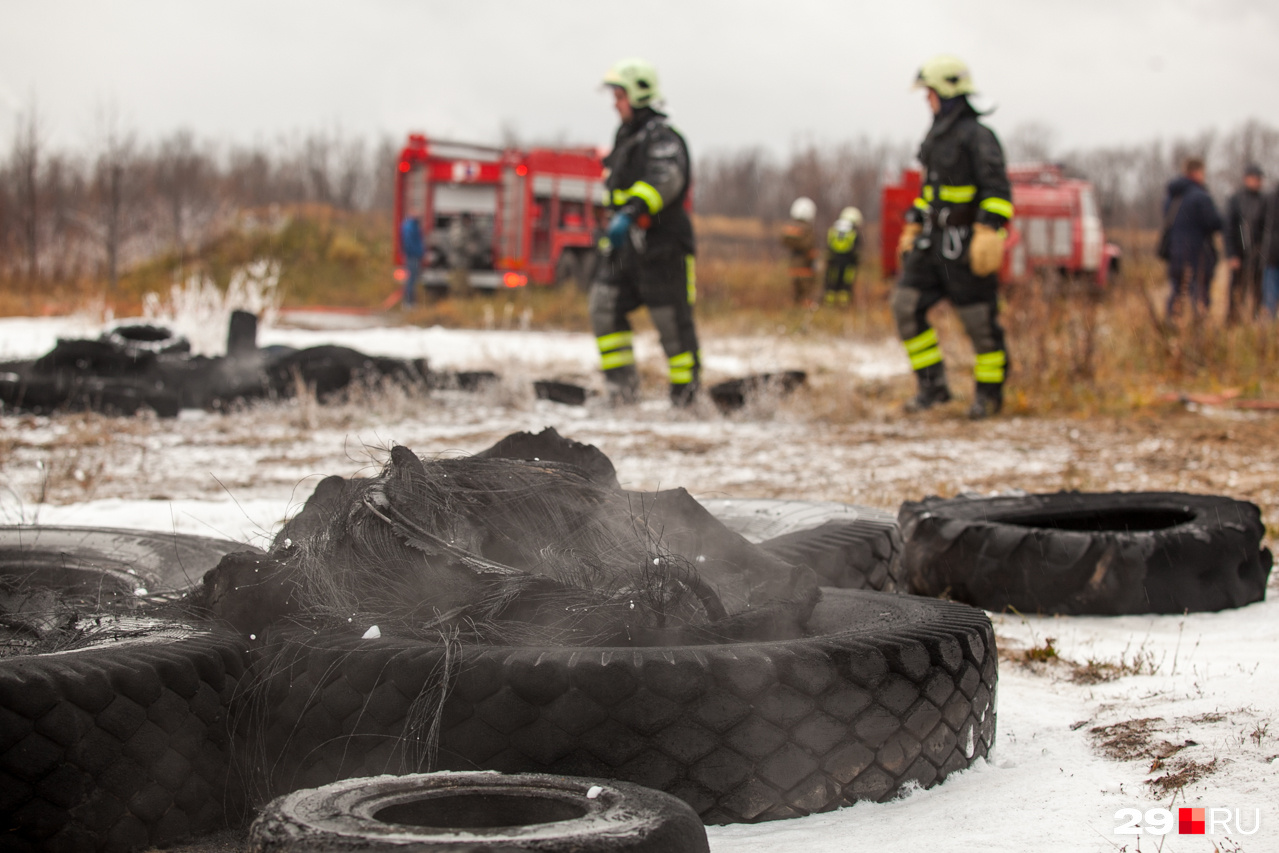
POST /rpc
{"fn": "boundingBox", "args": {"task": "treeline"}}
[2,107,1277,286]
[0,107,399,286]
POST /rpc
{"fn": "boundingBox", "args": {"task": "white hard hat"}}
[839,207,863,227]
[790,197,816,222]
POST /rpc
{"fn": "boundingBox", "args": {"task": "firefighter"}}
[592,58,699,407]
[824,206,862,307]
[893,55,1013,419]
[781,197,818,305]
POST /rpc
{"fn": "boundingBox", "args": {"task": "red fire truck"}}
[880,164,1120,287]
[392,134,606,295]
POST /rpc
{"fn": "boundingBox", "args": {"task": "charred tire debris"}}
[0,526,258,852]
[249,772,710,852]
[900,491,1273,615]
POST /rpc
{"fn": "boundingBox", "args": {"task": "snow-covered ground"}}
[2,314,1277,852]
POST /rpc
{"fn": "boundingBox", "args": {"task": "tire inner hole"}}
[374,792,587,829]
[1002,509,1194,532]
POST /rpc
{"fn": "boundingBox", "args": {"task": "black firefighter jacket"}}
[604,107,695,255]
[907,100,1013,233]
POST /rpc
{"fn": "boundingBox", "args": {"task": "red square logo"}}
[1179,807,1205,835]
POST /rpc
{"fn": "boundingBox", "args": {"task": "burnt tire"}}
[702,499,904,592]
[899,491,1274,615]
[248,772,709,852]
[0,526,258,852]
[246,588,996,824]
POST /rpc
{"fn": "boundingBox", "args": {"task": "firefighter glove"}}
[606,212,633,248]
[969,223,1006,277]
[897,223,922,264]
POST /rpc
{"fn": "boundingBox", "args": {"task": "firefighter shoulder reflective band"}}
[903,328,943,370]
[973,350,1007,383]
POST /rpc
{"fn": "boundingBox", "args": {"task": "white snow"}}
[2,314,1276,853]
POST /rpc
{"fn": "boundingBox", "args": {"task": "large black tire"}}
[248,772,709,853]
[702,499,904,592]
[899,491,1274,615]
[0,527,258,852]
[245,588,996,824]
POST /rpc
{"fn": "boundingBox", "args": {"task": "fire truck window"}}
[1024,217,1049,256]
[1079,189,1098,220]
[560,201,586,230]
[1051,218,1072,259]
[531,199,551,261]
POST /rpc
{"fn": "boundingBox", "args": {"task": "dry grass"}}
[4,208,1278,419]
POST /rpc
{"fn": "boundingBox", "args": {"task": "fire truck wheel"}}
[0,526,255,851]
[554,251,581,289]
[248,772,709,853]
[701,498,904,592]
[246,587,997,825]
[899,491,1273,615]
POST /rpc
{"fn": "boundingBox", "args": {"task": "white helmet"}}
[838,206,863,227]
[789,197,816,222]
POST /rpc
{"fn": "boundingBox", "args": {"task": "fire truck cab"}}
[880,164,1120,287]
[393,134,606,294]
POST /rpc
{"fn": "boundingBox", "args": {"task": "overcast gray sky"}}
[2,0,1276,158]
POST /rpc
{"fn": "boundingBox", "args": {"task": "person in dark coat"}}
[1224,164,1267,322]
[1262,184,1279,317]
[1162,157,1222,317]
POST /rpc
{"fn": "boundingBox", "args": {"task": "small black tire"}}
[248,772,709,852]
[702,499,904,591]
[0,526,259,852]
[246,588,997,824]
[899,491,1274,615]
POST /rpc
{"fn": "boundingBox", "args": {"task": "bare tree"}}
[1005,122,1057,164]
[10,100,43,279]
[153,129,216,260]
[90,106,142,289]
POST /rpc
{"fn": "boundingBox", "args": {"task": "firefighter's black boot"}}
[903,363,953,413]
[669,379,698,409]
[604,365,640,406]
[968,382,1004,420]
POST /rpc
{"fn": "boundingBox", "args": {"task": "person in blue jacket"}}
[400,216,426,308]
[1162,158,1223,317]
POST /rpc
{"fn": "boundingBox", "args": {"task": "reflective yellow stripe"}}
[601,350,636,370]
[669,352,696,368]
[904,328,942,371]
[670,368,694,384]
[628,181,664,214]
[973,350,1007,384]
[909,347,943,371]
[685,255,696,304]
[981,197,1014,219]
[922,186,935,202]
[913,198,931,213]
[611,189,628,206]
[597,331,634,353]
[939,184,976,203]
[903,328,939,356]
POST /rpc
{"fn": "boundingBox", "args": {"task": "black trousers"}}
[892,232,1008,384]
[590,236,699,391]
